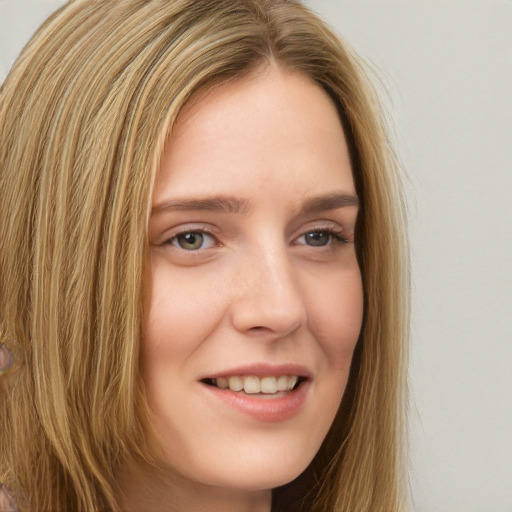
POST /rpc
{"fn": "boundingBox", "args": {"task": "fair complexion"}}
[119,64,363,512]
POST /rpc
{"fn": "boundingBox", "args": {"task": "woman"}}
[0,1,409,510]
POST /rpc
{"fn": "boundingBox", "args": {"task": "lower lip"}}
[202,380,310,423]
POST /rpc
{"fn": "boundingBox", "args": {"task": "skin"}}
[119,64,363,512]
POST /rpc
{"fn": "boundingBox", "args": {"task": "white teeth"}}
[288,375,298,391]
[216,377,228,389]
[213,375,301,394]
[260,376,278,394]
[228,376,243,391]
[243,376,261,394]
[277,375,289,391]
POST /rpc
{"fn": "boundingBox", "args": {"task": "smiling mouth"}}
[201,375,306,395]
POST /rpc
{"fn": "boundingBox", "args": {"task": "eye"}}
[304,231,331,246]
[167,231,216,251]
[296,228,348,247]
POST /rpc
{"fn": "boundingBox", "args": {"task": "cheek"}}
[292,265,362,467]
[143,259,224,357]
[309,265,364,363]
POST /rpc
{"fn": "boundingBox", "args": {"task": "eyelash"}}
[295,226,349,247]
[163,228,218,251]
[162,225,349,252]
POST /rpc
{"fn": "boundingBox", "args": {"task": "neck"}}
[116,460,272,512]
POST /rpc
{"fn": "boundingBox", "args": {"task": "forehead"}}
[154,64,355,205]
[171,63,343,142]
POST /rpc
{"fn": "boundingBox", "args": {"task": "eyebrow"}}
[151,192,359,216]
[151,196,250,215]
[300,193,359,215]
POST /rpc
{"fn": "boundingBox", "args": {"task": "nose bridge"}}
[231,238,307,336]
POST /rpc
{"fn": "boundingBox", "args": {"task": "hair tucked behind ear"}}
[0,1,409,510]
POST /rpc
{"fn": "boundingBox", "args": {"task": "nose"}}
[229,245,307,338]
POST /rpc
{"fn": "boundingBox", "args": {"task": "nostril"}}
[230,277,306,336]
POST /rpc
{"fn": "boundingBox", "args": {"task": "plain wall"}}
[1,1,511,511]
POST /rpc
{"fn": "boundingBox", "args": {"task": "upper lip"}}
[201,363,313,380]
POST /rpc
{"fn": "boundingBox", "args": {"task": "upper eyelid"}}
[295,219,346,234]
[159,223,220,242]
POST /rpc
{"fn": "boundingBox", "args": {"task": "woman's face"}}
[143,65,363,494]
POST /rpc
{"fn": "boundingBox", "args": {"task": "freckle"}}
[0,483,20,512]
[0,344,14,374]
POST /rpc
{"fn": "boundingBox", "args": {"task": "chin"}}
[199,463,308,493]
[167,435,318,493]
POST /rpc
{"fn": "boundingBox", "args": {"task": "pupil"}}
[306,231,329,246]
[178,232,203,250]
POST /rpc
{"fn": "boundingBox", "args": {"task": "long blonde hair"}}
[0,1,409,510]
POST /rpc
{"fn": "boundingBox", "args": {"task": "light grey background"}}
[1,1,511,511]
